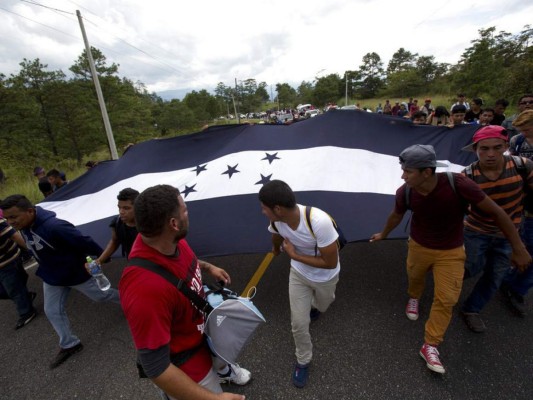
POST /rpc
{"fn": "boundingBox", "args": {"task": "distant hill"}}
[156,88,190,101]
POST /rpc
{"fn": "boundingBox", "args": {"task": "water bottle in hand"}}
[86,256,111,291]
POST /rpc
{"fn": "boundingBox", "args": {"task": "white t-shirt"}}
[268,204,340,282]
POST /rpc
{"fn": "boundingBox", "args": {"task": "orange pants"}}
[407,239,465,346]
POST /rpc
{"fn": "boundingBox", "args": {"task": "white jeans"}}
[289,268,339,365]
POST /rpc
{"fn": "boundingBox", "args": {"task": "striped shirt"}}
[463,155,533,235]
[0,218,21,268]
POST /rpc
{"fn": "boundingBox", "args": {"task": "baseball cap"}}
[399,144,447,169]
[462,125,509,152]
[33,166,45,176]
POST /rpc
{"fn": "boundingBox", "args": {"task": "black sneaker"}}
[462,312,486,333]
[292,363,309,388]
[50,343,84,369]
[501,285,527,317]
[310,307,321,321]
[508,293,527,317]
[15,310,37,330]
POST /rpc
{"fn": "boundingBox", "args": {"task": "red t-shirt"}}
[119,236,211,382]
[395,173,486,249]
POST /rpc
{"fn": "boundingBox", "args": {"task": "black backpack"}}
[270,206,347,254]
[464,155,528,183]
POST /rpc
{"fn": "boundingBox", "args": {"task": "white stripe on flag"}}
[40,147,464,226]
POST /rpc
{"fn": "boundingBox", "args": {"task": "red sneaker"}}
[419,343,445,374]
[406,298,419,321]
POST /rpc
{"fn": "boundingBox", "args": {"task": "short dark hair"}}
[495,98,509,107]
[411,111,427,120]
[451,105,467,114]
[481,107,495,114]
[519,94,533,103]
[258,180,296,209]
[46,169,61,178]
[472,98,483,106]
[134,185,181,238]
[434,106,450,118]
[418,167,436,175]
[0,194,34,211]
[117,188,139,203]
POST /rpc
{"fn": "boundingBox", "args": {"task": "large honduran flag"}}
[40,111,478,257]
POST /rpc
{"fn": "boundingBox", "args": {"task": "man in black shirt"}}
[95,188,139,265]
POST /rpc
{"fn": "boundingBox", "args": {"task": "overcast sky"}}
[1,0,531,96]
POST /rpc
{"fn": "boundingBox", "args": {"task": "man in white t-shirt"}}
[258,180,340,389]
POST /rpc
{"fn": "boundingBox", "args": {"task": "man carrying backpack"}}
[119,185,249,400]
[503,110,533,316]
[460,125,533,333]
[258,180,341,388]
[370,144,530,374]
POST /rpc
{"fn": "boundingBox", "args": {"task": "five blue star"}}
[262,152,280,164]
[255,174,273,185]
[182,184,197,198]
[222,164,240,179]
[192,164,208,176]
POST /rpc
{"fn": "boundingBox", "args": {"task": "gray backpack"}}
[128,257,265,366]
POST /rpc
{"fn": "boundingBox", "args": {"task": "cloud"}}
[0,0,531,94]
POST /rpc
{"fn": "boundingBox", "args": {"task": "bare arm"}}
[282,239,338,269]
[199,260,231,286]
[271,233,284,256]
[12,231,28,250]
[476,196,531,270]
[370,210,405,242]
[152,364,244,400]
[95,228,120,265]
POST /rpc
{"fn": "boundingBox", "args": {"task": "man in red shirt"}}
[119,185,249,400]
[370,144,530,374]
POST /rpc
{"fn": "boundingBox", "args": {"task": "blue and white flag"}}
[40,111,478,257]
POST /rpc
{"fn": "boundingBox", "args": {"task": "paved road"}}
[1,240,532,400]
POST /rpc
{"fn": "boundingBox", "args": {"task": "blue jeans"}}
[0,258,34,318]
[463,229,512,313]
[502,217,533,296]
[43,278,120,349]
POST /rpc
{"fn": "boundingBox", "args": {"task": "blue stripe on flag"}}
[40,111,479,257]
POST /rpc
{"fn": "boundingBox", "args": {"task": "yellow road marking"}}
[241,253,274,297]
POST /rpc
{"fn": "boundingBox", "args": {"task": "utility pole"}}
[345,72,348,106]
[76,10,118,160]
[235,78,240,124]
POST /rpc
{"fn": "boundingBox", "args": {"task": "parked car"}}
[305,109,319,118]
[277,113,294,124]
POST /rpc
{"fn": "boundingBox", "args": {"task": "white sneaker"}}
[218,363,251,385]
[406,298,419,321]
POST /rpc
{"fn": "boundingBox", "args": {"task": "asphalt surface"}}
[1,240,532,400]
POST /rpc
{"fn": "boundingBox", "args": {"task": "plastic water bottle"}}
[86,256,111,291]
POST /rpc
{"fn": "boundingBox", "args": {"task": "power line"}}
[3,1,189,78]
[61,0,189,76]
[0,5,78,39]
[20,0,74,15]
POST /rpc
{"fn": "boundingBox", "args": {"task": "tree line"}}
[0,25,531,175]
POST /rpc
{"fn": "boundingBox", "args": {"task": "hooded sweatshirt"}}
[21,207,103,286]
